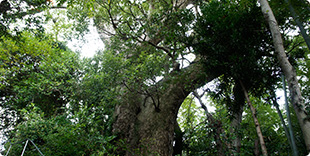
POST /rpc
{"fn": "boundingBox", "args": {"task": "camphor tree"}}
[65,0,220,155]
[61,0,281,155]
[1,0,310,155]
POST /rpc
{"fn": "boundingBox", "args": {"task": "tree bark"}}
[229,83,245,154]
[254,139,260,156]
[259,0,310,151]
[230,104,243,154]
[240,80,268,156]
[113,62,219,156]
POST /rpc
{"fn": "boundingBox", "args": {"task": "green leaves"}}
[0,32,80,133]
[194,0,279,113]
[0,0,51,38]
[5,104,117,156]
[178,96,204,131]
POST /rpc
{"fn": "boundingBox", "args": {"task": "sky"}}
[66,21,105,58]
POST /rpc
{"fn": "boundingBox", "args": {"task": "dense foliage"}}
[1,0,310,155]
[0,33,80,133]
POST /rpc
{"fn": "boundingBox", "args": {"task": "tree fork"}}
[112,61,219,155]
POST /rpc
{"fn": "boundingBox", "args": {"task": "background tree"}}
[0,32,80,136]
[259,0,310,151]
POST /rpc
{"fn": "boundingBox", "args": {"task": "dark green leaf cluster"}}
[193,0,280,113]
[195,0,273,78]
[69,50,128,136]
[270,0,310,32]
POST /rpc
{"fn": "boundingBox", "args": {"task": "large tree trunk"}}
[230,105,243,154]
[92,0,216,155]
[259,0,310,151]
[229,83,245,154]
[113,62,218,155]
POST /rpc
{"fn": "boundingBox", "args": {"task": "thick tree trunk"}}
[229,83,245,154]
[240,81,268,156]
[113,62,218,155]
[230,105,243,154]
[259,0,310,151]
[213,119,225,156]
[92,0,217,155]
[113,83,187,155]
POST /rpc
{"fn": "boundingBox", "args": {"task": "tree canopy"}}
[1,0,310,155]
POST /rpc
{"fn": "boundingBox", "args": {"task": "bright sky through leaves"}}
[67,21,105,58]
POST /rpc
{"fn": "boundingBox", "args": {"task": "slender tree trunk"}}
[284,0,310,51]
[193,90,226,156]
[259,0,310,151]
[113,62,218,156]
[282,75,299,156]
[254,139,260,156]
[273,99,293,150]
[240,81,268,156]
